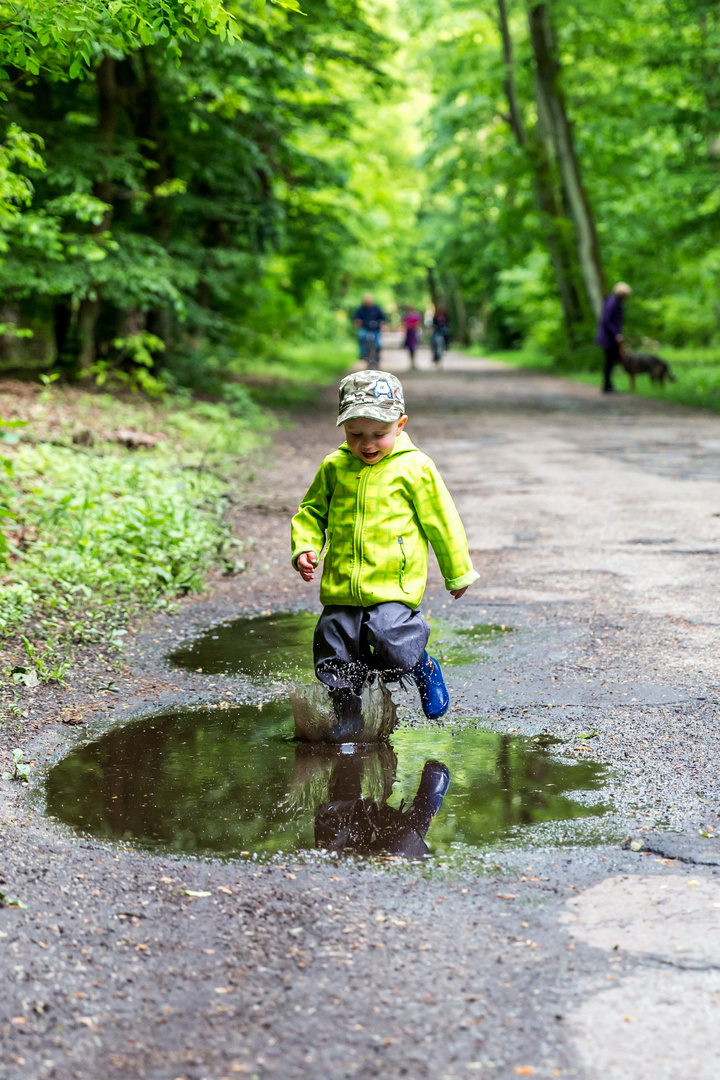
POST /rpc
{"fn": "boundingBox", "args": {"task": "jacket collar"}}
[338,429,418,460]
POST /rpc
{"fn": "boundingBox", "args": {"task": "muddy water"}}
[45,703,609,860]
[167,612,508,679]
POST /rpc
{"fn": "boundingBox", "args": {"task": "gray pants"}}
[314,602,430,691]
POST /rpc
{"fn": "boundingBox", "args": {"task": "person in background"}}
[402,305,422,370]
[431,301,451,365]
[596,282,632,394]
[352,293,388,366]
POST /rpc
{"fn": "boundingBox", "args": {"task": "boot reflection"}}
[295,743,450,858]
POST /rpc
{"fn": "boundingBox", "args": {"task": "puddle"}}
[45,703,609,861]
[168,611,508,679]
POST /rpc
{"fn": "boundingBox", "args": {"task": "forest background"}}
[1,0,720,685]
[2,0,720,387]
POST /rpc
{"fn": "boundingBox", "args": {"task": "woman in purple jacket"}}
[596,282,632,393]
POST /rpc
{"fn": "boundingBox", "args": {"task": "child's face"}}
[343,415,408,466]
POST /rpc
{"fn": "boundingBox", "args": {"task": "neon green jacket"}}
[291,431,479,608]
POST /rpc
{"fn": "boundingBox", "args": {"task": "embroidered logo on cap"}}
[372,379,394,400]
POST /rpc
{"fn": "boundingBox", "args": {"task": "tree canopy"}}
[1,0,720,382]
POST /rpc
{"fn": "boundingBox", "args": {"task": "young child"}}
[291,370,478,734]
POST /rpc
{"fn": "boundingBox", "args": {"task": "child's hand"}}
[450,586,468,599]
[296,551,317,582]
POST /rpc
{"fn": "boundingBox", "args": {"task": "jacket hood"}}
[337,430,419,460]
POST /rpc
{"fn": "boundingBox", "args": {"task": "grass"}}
[0,336,353,691]
[234,337,356,409]
[468,343,720,411]
[0,390,258,680]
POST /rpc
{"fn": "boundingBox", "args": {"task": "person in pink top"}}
[402,306,422,369]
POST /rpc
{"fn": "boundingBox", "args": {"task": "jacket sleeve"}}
[412,461,480,591]
[290,461,332,568]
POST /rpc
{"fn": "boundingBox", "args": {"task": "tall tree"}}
[496,0,588,342]
[526,1,606,319]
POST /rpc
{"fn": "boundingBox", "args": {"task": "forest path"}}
[2,349,720,1079]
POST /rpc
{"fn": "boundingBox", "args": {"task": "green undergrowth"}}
[233,337,355,409]
[0,337,353,698]
[0,389,270,688]
[473,344,720,412]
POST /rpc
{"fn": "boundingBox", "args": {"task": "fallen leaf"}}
[0,892,26,909]
[514,1069,535,1076]
[496,893,516,900]
[181,889,212,898]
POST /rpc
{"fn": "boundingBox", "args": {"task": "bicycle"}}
[431,328,446,366]
[359,325,381,369]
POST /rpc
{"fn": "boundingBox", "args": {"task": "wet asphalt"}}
[2,348,720,1079]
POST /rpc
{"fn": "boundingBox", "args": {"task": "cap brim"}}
[336,404,404,427]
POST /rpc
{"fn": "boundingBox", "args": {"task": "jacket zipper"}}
[398,535,408,590]
[351,467,371,603]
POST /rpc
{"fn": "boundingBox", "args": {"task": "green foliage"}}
[2,747,32,782]
[0,0,394,385]
[233,337,356,408]
[0,391,269,664]
[91,331,166,396]
[0,124,45,242]
[0,0,239,80]
[1,443,227,637]
[403,0,720,358]
[0,415,28,563]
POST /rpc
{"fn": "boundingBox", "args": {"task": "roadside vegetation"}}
[477,346,720,412]
[0,338,352,697]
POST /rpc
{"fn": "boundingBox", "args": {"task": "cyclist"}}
[352,293,388,368]
[431,301,451,365]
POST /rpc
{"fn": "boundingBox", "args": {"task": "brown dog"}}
[620,350,677,391]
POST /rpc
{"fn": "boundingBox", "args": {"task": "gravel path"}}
[2,347,720,1080]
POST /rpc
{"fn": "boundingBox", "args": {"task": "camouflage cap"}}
[336,371,406,427]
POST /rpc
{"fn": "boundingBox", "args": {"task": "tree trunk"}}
[527,2,605,320]
[496,0,588,344]
[449,277,469,345]
[71,56,121,376]
[427,266,439,308]
[0,302,22,365]
[128,49,177,355]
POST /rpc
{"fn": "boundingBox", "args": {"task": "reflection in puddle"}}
[45,703,609,860]
[167,611,508,679]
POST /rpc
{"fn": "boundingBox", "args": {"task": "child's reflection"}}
[302,746,450,858]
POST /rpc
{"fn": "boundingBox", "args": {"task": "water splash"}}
[290,679,399,742]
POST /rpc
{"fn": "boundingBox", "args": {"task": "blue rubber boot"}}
[410,651,449,719]
[403,760,451,834]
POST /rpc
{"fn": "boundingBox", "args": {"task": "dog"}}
[619,350,677,392]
